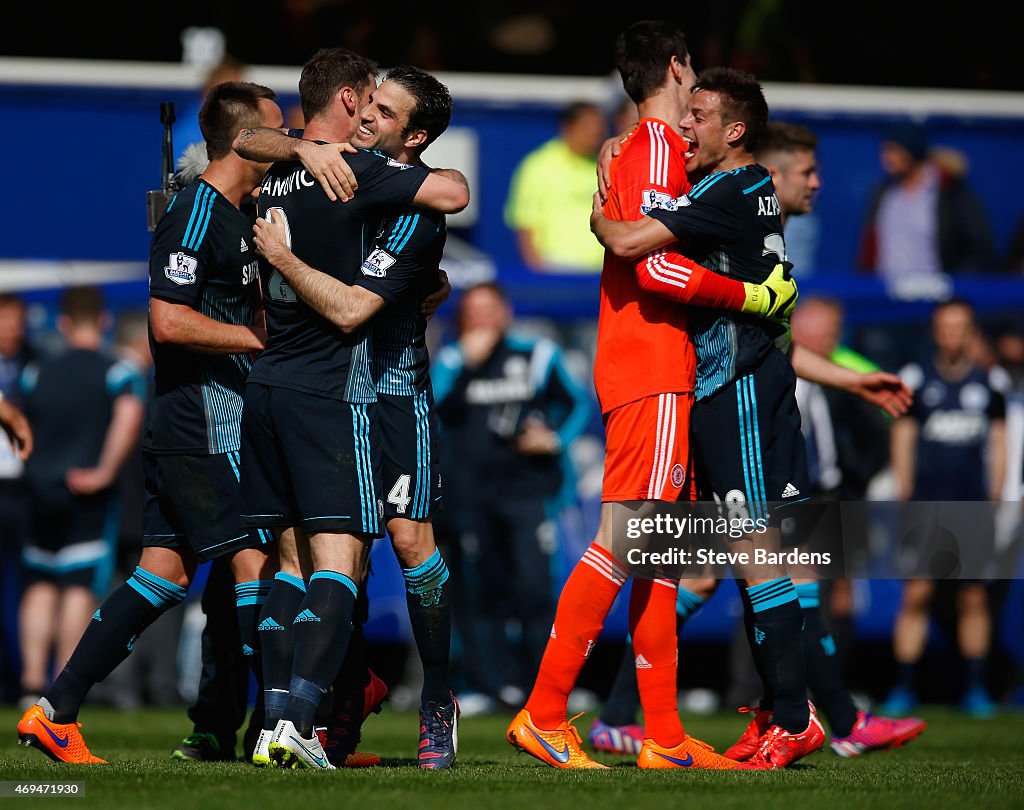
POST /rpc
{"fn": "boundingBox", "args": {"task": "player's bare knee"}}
[138,547,195,589]
[388,518,436,567]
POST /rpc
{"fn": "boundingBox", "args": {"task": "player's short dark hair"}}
[754,121,818,162]
[200,81,278,160]
[59,286,104,325]
[299,47,378,122]
[384,65,452,150]
[691,67,769,152]
[614,20,690,104]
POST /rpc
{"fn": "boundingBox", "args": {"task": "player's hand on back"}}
[253,209,291,266]
[741,262,798,322]
[590,191,607,236]
[296,139,359,202]
[596,129,630,202]
[421,268,452,321]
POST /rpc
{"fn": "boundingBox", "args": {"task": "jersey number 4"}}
[388,474,412,515]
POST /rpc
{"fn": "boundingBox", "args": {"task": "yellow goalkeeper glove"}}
[741,262,798,322]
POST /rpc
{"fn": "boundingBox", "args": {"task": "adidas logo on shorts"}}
[782,482,801,498]
[635,654,652,669]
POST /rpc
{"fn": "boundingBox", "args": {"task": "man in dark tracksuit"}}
[433,282,591,706]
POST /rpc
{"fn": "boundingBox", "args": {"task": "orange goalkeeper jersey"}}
[594,118,700,415]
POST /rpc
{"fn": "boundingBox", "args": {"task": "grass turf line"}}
[1,707,1023,809]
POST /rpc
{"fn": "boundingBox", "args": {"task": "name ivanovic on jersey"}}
[260,168,318,197]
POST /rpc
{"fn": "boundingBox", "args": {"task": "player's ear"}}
[726,120,746,147]
[404,129,427,150]
[339,87,357,116]
[668,55,682,83]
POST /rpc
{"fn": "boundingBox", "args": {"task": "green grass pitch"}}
[1,706,1023,809]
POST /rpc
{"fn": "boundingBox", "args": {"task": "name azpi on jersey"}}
[260,168,317,197]
[758,194,780,216]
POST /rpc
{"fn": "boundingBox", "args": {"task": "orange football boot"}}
[506,710,608,769]
[638,734,738,770]
[17,704,107,764]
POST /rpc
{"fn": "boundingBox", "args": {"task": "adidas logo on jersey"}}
[294,609,321,623]
[782,482,801,498]
[240,238,248,252]
[258,617,285,631]
[92,610,102,622]
[635,654,652,669]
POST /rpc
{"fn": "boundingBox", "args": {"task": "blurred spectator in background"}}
[885,298,1009,718]
[611,95,638,137]
[504,101,607,273]
[754,121,822,276]
[432,282,591,713]
[174,54,247,164]
[17,287,146,706]
[0,293,34,703]
[98,311,185,711]
[857,123,995,282]
[789,295,892,677]
[791,296,893,505]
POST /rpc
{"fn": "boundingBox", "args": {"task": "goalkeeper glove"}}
[741,262,798,321]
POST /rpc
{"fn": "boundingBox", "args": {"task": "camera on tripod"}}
[146,102,178,231]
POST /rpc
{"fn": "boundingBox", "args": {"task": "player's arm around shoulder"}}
[234,127,359,202]
[591,129,680,258]
[413,165,469,214]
